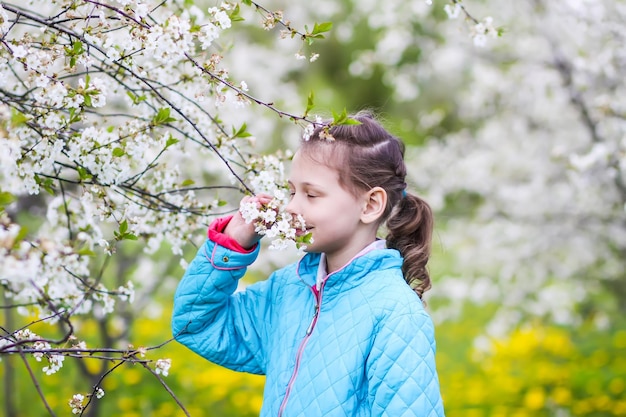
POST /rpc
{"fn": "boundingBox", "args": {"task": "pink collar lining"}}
[315,239,387,290]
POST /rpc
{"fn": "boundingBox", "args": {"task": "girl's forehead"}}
[288,150,342,184]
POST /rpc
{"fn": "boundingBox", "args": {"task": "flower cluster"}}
[155,358,172,377]
[469,16,499,47]
[69,394,85,415]
[6,329,64,375]
[243,154,312,251]
[240,191,310,251]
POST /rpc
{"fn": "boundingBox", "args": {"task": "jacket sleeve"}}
[171,237,269,374]
[366,311,445,416]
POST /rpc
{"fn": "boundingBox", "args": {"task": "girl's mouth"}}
[295,227,312,237]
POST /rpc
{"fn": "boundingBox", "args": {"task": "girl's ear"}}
[361,186,387,224]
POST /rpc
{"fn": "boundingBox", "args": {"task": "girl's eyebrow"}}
[287,180,322,188]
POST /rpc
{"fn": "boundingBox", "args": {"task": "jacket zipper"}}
[277,283,323,417]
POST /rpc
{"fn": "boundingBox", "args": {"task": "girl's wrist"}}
[208,216,258,253]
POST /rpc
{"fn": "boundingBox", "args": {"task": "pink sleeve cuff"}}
[207,215,258,254]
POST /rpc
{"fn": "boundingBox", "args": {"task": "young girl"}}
[172,111,445,416]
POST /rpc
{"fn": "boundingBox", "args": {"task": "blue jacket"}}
[172,238,445,416]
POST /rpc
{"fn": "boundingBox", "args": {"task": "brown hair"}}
[300,111,434,299]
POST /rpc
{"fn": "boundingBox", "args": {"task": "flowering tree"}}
[0,0,337,414]
[266,0,625,337]
[4,0,492,413]
[8,0,616,414]
[401,0,626,337]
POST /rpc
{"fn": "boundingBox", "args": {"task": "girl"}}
[172,111,445,416]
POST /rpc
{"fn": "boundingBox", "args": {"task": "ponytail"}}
[385,193,434,301]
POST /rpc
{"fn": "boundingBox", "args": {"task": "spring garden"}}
[1,0,625,416]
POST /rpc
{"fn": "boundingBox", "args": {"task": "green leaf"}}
[77,166,92,181]
[152,108,177,125]
[311,21,332,35]
[304,91,315,117]
[165,136,179,148]
[73,40,84,55]
[181,179,195,187]
[12,225,28,248]
[331,108,361,126]
[340,117,361,126]
[332,108,348,123]
[112,147,125,157]
[126,91,147,105]
[83,93,92,107]
[77,247,96,256]
[68,107,81,124]
[241,0,252,5]
[10,108,28,127]
[0,191,16,207]
[35,175,55,195]
[119,219,128,234]
[232,123,252,138]
[296,232,314,248]
[217,199,227,207]
[228,4,245,22]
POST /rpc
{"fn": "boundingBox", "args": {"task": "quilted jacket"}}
[172,237,445,417]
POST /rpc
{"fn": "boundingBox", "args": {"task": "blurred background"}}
[2,0,626,416]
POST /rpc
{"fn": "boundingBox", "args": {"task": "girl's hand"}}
[224,194,273,249]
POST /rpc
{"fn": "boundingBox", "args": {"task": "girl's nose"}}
[285,195,298,215]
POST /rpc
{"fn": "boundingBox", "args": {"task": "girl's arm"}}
[171,215,268,374]
[366,312,445,416]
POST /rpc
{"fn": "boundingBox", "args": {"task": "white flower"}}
[12,45,28,59]
[303,123,315,141]
[444,4,461,19]
[212,10,231,29]
[134,3,149,19]
[155,358,171,376]
[43,353,65,375]
[69,394,85,414]
[470,16,498,47]
[95,388,105,399]
[0,8,10,33]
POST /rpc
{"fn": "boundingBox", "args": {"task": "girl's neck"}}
[323,239,383,274]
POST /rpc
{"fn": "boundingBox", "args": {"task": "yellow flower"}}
[551,386,572,406]
[523,387,545,410]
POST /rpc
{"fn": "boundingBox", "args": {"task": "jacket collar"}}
[296,241,403,301]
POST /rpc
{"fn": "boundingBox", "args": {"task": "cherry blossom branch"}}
[450,0,480,24]
[141,361,191,417]
[19,349,58,417]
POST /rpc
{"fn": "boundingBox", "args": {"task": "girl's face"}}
[286,150,375,269]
